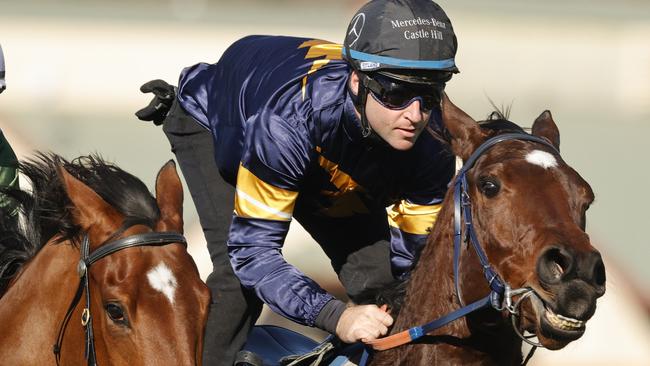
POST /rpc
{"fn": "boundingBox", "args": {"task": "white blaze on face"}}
[147,263,177,305]
[525,150,558,169]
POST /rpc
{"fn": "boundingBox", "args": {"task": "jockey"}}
[136,1,458,365]
[0,44,20,223]
[0,44,6,94]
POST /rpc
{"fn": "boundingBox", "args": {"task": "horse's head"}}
[442,95,605,350]
[58,160,210,365]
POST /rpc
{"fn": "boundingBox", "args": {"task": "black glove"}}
[135,79,175,125]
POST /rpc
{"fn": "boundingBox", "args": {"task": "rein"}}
[364,133,559,363]
[52,231,187,366]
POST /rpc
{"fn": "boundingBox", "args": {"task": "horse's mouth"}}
[525,290,587,348]
[542,306,585,332]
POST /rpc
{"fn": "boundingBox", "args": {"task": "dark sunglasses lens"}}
[382,85,441,110]
[381,88,418,109]
[420,88,443,110]
[420,96,435,110]
[365,74,443,110]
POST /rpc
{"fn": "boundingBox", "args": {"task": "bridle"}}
[52,230,187,366]
[362,133,560,365]
[451,133,557,349]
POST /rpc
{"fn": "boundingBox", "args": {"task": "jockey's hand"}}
[135,79,175,126]
[335,304,393,344]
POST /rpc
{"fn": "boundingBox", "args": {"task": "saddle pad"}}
[242,325,321,365]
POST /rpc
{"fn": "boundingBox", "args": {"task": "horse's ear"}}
[57,165,121,232]
[441,93,488,160]
[155,160,184,233]
[532,110,560,151]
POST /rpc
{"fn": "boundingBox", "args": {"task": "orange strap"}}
[364,329,413,351]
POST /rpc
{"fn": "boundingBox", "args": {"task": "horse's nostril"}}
[538,247,573,284]
[548,248,571,280]
[551,261,564,279]
[593,258,606,289]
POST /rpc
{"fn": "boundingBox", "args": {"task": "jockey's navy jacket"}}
[177,35,455,327]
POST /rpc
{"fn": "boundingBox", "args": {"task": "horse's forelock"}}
[0,153,161,293]
[69,155,160,229]
[478,117,526,135]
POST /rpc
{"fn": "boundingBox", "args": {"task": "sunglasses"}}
[362,73,444,112]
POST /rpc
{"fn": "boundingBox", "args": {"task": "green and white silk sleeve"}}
[0,129,19,217]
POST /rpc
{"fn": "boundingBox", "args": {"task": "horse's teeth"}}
[545,308,584,330]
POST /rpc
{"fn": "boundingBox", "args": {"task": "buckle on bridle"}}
[81,308,90,327]
[493,285,533,314]
[77,260,87,277]
[461,191,471,206]
[495,286,545,348]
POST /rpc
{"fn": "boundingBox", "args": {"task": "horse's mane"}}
[0,153,160,294]
[479,110,526,135]
[353,110,527,313]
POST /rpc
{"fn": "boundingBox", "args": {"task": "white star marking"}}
[147,263,177,305]
[526,150,558,169]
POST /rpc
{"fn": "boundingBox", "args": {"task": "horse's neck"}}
[0,240,81,362]
[397,202,468,336]
[378,200,523,365]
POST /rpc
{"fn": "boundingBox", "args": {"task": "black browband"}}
[53,231,186,366]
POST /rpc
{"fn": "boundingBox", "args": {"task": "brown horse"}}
[0,155,210,365]
[369,95,606,365]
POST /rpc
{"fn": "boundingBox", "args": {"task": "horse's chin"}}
[523,291,587,350]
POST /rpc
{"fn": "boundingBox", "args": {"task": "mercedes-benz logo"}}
[348,13,366,47]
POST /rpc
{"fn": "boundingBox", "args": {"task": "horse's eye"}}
[105,303,127,324]
[479,177,500,197]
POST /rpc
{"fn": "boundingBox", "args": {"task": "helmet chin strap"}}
[348,72,389,148]
[349,76,371,138]
[345,45,383,144]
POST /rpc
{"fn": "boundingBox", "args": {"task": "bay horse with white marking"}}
[367,95,606,365]
[0,154,210,365]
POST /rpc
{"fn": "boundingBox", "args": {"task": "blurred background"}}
[1,0,648,364]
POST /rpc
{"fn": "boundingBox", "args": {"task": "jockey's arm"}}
[0,129,19,218]
[226,111,393,342]
[226,112,342,330]
[387,139,455,279]
[0,44,6,93]
[0,47,19,217]
[387,198,445,279]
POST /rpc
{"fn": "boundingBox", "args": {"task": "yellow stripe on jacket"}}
[387,200,443,235]
[234,164,298,221]
[317,152,361,196]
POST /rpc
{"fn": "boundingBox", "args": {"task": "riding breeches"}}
[162,99,263,366]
